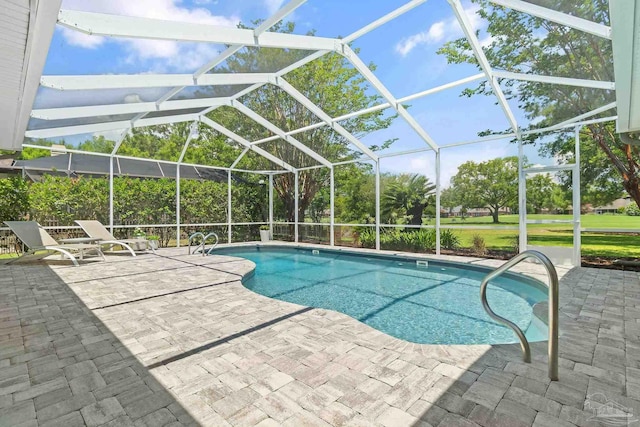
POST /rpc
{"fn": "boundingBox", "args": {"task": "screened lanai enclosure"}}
[1,0,638,267]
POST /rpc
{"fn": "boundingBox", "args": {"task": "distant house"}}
[594,197,633,214]
[441,206,511,218]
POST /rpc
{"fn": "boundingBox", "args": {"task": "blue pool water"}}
[214,247,548,345]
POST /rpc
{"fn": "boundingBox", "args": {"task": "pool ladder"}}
[480,250,559,380]
[188,232,219,256]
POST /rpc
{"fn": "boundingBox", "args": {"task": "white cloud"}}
[395,5,483,57]
[264,0,286,15]
[59,0,240,72]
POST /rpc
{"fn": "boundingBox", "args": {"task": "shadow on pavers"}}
[0,262,199,426]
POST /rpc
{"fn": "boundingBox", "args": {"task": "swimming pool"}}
[213,246,549,345]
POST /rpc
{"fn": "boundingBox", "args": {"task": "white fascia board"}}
[12,0,62,151]
[276,77,378,160]
[448,0,519,133]
[232,101,332,167]
[200,116,295,172]
[25,113,200,138]
[610,0,639,132]
[40,73,275,91]
[493,70,615,90]
[32,98,231,120]
[57,10,341,51]
[341,45,439,151]
[488,0,611,39]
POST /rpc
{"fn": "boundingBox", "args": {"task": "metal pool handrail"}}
[203,232,219,255]
[188,232,205,255]
[188,232,219,256]
[480,250,559,381]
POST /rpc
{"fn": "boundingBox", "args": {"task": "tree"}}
[438,0,640,208]
[526,174,555,213]
[440,187,458,217]
[381,174,436,226]
[550,185,571,213]
[450,157,518,223]
[335,164,376,223]
[209,21,397,223]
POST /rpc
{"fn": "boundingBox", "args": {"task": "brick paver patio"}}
[1,244,638,426]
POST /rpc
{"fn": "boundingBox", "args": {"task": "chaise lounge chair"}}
[4,221,105,267]
[75,220,155,255]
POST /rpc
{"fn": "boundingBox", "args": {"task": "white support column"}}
[176,165,181,247]
[109,157,114,234]
[573,126,582,266]
[269,174,274,239]
[518,137,527,252]
[435,150,441,255]
[176,123,198,248]
[109,130,128,234]
[228,170,232,243]
[375,160,381,251]
[295,171,299,242]
[330,167,335,246]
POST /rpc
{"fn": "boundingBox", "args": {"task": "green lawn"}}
[424,214,640,258]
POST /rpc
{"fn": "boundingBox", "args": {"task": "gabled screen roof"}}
[6,0,623,171]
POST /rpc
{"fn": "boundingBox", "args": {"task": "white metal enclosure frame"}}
[18,0,622,264]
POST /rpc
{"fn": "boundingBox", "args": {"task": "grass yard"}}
[424,214,640,258]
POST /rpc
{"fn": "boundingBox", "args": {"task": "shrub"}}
[439,229,460,249]
[358,228,460,253]
[471,234,487,256]
[509,234,520,254]
[624,204,640,216]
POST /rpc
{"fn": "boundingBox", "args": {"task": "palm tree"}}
[382,174,436,226]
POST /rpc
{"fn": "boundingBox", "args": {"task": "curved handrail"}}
[203,232,219,256]
[480,250,559,380]
[188,232,205,255]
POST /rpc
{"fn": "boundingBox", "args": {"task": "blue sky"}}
[38,0,553,185]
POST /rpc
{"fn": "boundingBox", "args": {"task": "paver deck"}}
[1,243,638,426]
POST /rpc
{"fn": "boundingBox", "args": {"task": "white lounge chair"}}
[4,221,105,267]
[75,220,155,255]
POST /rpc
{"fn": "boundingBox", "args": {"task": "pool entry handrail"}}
[188,232,204,254]
[203,232,219,255]
[188,232,219,256]
[480,250,559,381]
